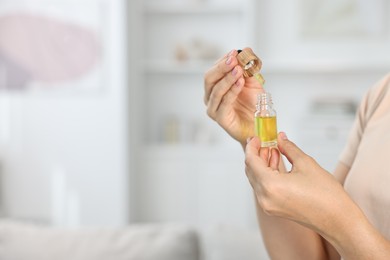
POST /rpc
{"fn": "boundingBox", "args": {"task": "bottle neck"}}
[256,93,274,111]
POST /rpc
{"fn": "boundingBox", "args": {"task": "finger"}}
[245,137,271,169]
[245,164,258,190]
[246,136,261,150]
[259,146,269,163]
[204,50,238,105]
[269,148,280,170]
[245,136,261,163]
[245,137,264,180]
[245,137,273,183]
[206,66,244,119]
[277,132,306,166]
[213,76,244,119]
[214,49,236,65]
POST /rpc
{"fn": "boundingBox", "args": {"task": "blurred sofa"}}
[0,220,268,260]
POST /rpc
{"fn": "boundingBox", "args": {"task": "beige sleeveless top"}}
[340,73,390,240]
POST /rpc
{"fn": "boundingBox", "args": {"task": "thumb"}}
[277,132,306,165]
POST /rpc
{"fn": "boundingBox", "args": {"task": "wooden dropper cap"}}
[237,49,262,78]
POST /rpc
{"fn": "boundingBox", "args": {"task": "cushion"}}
[0,220,199,260]
[199,225,268,260]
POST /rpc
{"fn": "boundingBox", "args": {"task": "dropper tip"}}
[255,73,265,85]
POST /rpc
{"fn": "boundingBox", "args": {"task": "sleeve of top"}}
[338,74,390,168]
[338,92,368,168]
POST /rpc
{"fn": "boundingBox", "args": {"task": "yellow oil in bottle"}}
[255,116,277,147]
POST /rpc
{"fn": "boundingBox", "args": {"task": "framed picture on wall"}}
[0,0,106,94]
[300,0,386,39]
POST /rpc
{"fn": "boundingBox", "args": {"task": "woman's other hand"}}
[245,133,352,234]
[204,48,264,146]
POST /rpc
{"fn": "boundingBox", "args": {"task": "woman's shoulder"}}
[365,73,390,104]
[362,73,390,120]
[370,73,390,93]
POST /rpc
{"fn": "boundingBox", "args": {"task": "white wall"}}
[0,0,129,227]
[255,0,390,171]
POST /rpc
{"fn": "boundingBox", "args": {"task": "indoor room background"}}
[0,0,389,258]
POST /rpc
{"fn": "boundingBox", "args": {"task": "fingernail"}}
[227,49,235,56]
[235,78,242,87]
[280,132,288,140]
[246,137,253,144]
[232,67,237,76]
[225,56,232,65]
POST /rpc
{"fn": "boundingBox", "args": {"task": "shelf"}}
[144,60,215,74]
[142,143,243,160]
[144,3,243,15]
[144,59,390,75]
[262,60,390,74]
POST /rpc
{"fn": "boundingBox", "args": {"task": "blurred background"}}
[0,0,389,258]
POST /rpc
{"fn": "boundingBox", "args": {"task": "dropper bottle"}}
[254,92,277,147]
[237,49,278,147]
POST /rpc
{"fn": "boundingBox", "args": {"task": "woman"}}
[204,48,390,259]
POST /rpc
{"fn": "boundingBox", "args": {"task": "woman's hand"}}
[204,48,264,146]
[246,133,390,260]
[245,133,356,234]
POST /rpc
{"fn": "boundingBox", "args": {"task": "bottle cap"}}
[237,49,262,77]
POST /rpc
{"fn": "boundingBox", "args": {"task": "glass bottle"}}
[254,93,277,147]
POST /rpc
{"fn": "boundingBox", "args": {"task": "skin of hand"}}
[245,132,362,236]
[204,48,264,146]
[245,133,390,259]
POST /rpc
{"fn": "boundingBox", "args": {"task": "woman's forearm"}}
[317,198,390,260]
[255,198,332,260]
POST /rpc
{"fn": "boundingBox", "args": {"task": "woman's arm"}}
[320,162,350,260]
[203,49,342,259]
[203,49,390,259]
[255,198,330,259]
